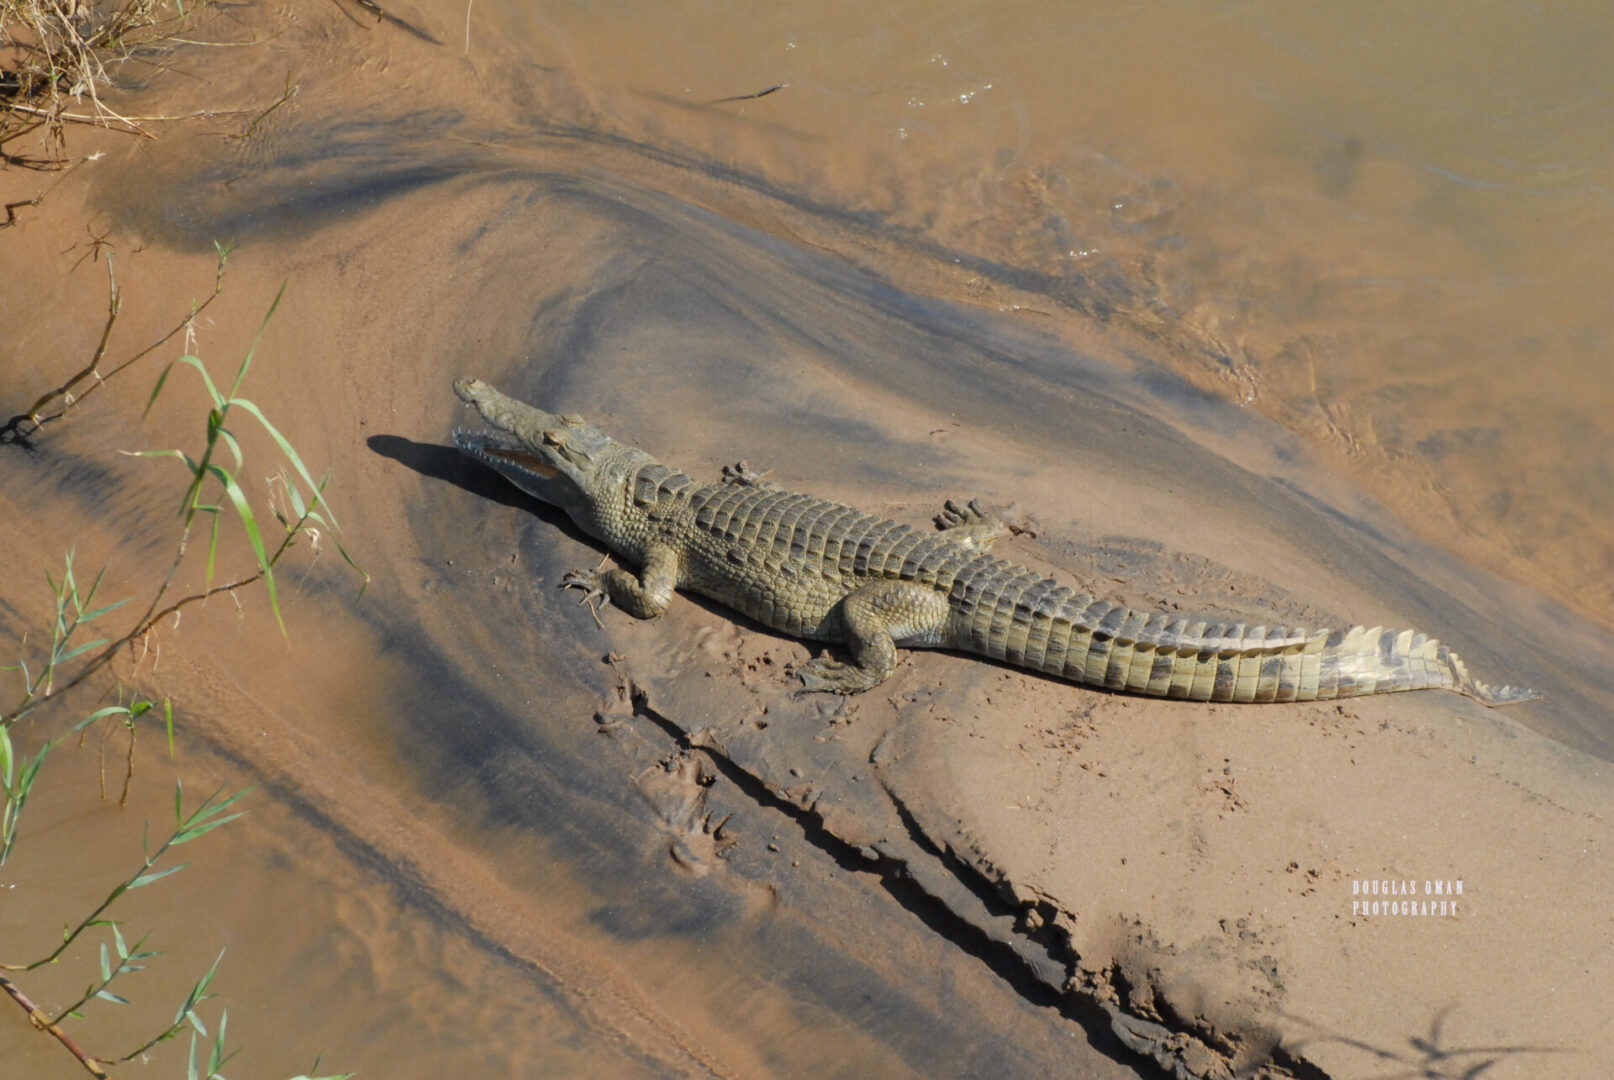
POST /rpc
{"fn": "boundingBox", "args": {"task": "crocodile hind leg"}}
[798,580,953,693]
[561,543,679,619]
[720,460,779,490]
[933,498,1008,553]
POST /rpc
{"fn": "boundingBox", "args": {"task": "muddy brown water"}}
[2,1,1611,1077]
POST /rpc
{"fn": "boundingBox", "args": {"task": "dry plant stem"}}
[1,0,226,169]
[94,714,137,806]
[228,74,296,141]
[14,250,226,437]
[120,719,135,805]
[0,974,111,1079]
[4,102,158,137]
[5,102,235,125]
[0,153,92,225]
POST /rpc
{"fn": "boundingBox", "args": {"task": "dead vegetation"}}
[0,0,220,169]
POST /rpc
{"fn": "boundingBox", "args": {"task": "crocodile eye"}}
[560,413,586,425]
[543,429,569,446]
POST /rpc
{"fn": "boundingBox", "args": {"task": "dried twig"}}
[709,83,786,105]
[0,974,110,1079]
[6,103,243,125]
[227,73,297,141]
[2,244,229,442]
[1,0,227,165]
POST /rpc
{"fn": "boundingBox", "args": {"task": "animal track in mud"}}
[632,752,737,877]
[690,620,802,710]
[1283,862,1323,898]
[594,652,743,877]
[1201,758,1250,815]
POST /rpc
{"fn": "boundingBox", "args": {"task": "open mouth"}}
[453,429,559,478]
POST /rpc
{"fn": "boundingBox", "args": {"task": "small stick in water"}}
[709,83,786,105]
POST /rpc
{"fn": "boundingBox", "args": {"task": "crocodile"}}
[451,378,1537,707]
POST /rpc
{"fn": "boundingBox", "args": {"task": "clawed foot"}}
[722,460,774,487]
[797,655,881,694]
[934,497,990,530]
[561,568,610,627]
[933,497,1008,552]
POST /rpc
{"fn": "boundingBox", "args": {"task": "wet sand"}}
[3,1,1612,1077]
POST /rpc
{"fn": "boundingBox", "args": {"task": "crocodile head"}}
[452,377,624,520]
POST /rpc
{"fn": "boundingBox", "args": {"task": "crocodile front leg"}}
[798,579,953,693]
[562,543,679,619]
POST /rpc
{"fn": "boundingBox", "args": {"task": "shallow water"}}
[2,1,1611,1076]
[483,0,1613,628]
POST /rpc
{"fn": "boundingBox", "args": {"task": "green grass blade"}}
[208,1008,229,1073]
[206,509,220,590]
[54,637,111,665]
[175,355,224,410]
[229,279,287,401]
[173,787,249,844]
[214,425,243,472]
[286,476,307,519]
[173,813,245,846]
[124,448,200,467]
[190,786,253,822]
[205,463,282,635]
[122,447,207,519]
[129,863,187,888]
[78,596,132,623]
[79,560,108,615]
[19,750,45,791]
[144,360,178,419]
[333,538,369,600]
[176,949,225,1028]
[229,398,340,533]
[66,709,111,738]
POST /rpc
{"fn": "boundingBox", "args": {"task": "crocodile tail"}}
[1438,642,1541,706]
[1305,624,1540,707]
[962,572,1538,706]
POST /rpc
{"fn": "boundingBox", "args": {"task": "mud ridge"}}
[621,675,1328,1080]
[609,679,1170,1074]
[879,782,1326,1080]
